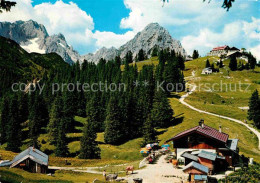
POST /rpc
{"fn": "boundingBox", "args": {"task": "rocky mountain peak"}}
[83,22,186,63]
[0,20,79,64]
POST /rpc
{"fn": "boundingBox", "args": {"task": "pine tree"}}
[125,51,133,64]
[176,55,185,70]
[48,96,63,145]
[151,46,158,57]
[248,90,260,128]
[6,95,21,152]
[219,60,224,68]
[0,97,9,143]
[211,63,215,72]
[79,120,101,159]
[229,56,237,71]
[86,93,103,132]
[205,59,211,68]
[104,96,124,145]
[55,120,69,157]
[28,92,49,147]
[62,91,75,132]
[138,49,145,61]
[115,55,121,67]
[151,91,174,128]
[248,52,257,70]
[158,49,166,65]
[18,92,29,124]
[142,114,157,146]
[192,50,199,59]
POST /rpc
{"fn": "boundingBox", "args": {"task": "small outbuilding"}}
[0,147,48,173]
[183,161,209,182]
[201,68,212,75]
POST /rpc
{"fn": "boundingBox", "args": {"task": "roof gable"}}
[183,161,209,174]
[10,147,48,168]
[166,125,229,143]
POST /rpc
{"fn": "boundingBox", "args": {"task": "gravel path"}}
[123,155,186,183]
[180,84,260,150]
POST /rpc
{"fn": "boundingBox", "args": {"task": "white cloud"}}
[120,0,225,32]
[243,17,260,40]
[181,17,260,60]
[249,45,260,61]
[93,31,135,48]
[181,21,243,55]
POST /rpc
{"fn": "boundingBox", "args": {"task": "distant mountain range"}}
[0,20,186,64]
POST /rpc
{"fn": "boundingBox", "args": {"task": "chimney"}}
[219,125,222,133]
[199,119,204,128]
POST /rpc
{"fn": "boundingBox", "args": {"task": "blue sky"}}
[0,0,259,59]
[32,0,131,34]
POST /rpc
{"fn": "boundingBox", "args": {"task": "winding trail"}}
[179,84,260,150]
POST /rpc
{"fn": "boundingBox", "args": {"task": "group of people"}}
[146,151,156,164]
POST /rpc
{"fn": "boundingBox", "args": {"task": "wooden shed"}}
[183,161,209,182]
[0,147,48,173]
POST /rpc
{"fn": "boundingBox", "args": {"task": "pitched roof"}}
[10,147,48,168]
[166,125,229,143]
[181,152,198,161]
[198,150,216,161]
[183,161,209,174]
[212,46,228,51]
[227,139,239,151]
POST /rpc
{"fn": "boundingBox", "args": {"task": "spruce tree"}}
[192,50,199,59]
[55,120,69,157]
[248,52,257,70]
[248,89,260,128]
[6,95,21,152]
[104,96,124,145]
[18,92,29,124]
[115,55,121,67]
[125,51,133,64]
[0,97,9,143]
[205,59,211,68]
[219,60,224,68]
[79,120,100,159]
[62,91,75,132]
[151,91,174,128]
[86,92,103,132]
[151,46,158,57]
[142,114,157,146]
[48,96,63,145]
[138,49,145,61]
[229,56,237,71]
[176,55,185,70]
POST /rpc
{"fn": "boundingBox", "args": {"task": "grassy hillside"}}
[120,57,159,71]
[0,36,69,96]
[184,56,260,122]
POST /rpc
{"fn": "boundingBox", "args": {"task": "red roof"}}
[212,46,228,51]
[166,125,229,143]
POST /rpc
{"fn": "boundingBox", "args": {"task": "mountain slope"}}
[0,20,80,64]
[0,36,69,95]
[83,23,186,63]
